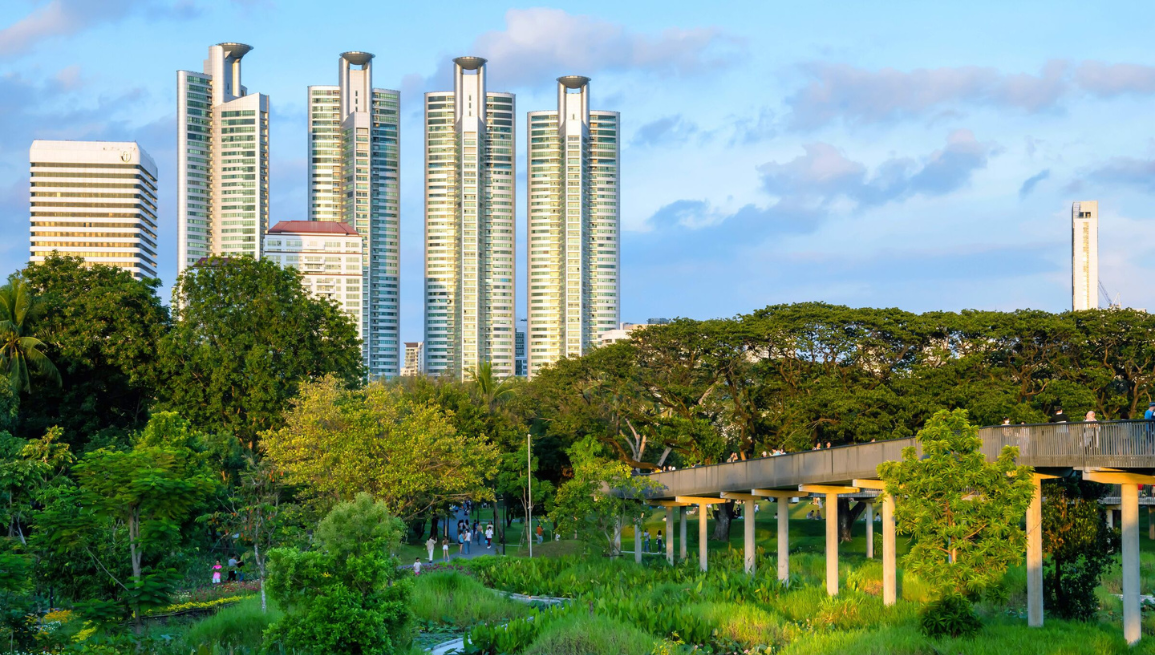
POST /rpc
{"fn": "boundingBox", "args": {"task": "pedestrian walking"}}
[426,536,437,562]
[485,524,494,548]
[656,530,664,552]
[464,528,472,555]
[212,560,222,585]
[442,538,450,562]
[535,524,544,544]
[458,530,465,554]
[1083,410,1100,448]
[227,555,237,582]
[237,556,245,582]
[473,521,481,544]
[644,530,651,553]
[413,558,422,576]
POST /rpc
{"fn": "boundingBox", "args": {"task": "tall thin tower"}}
[423,57,516,378]
[308,52,401,379]
[526,76,620,376]
[1072,200,1099,311]
[177,43,270,272]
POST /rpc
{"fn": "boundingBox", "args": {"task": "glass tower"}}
[177,43,270,273]
[424,56,516,378]
[308,52,401,379]
[526,76,619,376]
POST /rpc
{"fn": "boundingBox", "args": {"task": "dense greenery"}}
[1042,478,1119,620]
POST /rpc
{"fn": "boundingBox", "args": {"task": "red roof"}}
[268,220,360,236]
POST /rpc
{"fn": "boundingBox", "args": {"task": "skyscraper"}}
[423,57,516,378]
[29,140,158,279]
[177,43,270,272]
[526,76,620,376]
[1072,200,1099,311]
[308,52,401,379]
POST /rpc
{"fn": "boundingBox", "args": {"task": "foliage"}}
[878,409,1034,600]
[550,438,661,556]
[263,376,500,520]
[264,493,411,655]
[181,595,282,652]
[918,594,982,638]
[409,570,530,628]
[1041,479,1119,620]
[17,255,168,446]
[157,256,363,448]
[1,426,72,543]
[0,277,60,395]
[522,613,655,655]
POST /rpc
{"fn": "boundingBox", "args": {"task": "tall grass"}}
[410,570,531,628]
[180,596,282,651]
[522,613,654,655]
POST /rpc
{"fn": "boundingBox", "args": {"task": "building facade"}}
[423,56,516,378]
[308,52,401,379]
[401,342,424,376]
[526,76,620,376]
[177,42,270,273]
[29,140,159,279]
[1072,200,1099,311]
[264,221,364,335]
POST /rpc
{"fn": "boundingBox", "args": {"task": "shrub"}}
[181,596,281,650]
[1042,480,1118,621]
[522,613,654,655]
[410,570,529,628]
[918,594,981,638]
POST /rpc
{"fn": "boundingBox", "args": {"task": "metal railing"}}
[645,420,1155,499]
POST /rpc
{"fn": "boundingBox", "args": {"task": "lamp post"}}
[527,432,533,559]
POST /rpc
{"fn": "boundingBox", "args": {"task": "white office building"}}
[401,342,424,376]
[424,56,516,378]
[177,42,270,272]
[308,52,401,379]
[29,140,159,279]
[1072,200,1099,311]
[264,221,364,336]
[526,76,620,376]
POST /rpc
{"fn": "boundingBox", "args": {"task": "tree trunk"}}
[711,501,735,541]
[428,513,440,540]
[255,542,267,613]
[838,499,868,542]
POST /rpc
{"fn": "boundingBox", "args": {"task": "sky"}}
[2,1,1155,345]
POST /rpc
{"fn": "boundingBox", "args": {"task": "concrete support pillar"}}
[665,507,675,565]
[883,493,896,606]
[865,502,874,559]
[744,498,756,575]
[777,498,790,583]
[1027,475,1043,628]
[1123,483,1141,645]
[634,516,642,564]
[1108,510,1115,530]
[679,506,687,561]
[698,503,708,572]
[825,492,839,596]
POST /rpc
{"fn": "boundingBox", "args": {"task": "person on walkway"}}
[473,520,481,544]
[485,524,494,548]
[1050,408,1067,423]
[227,555,237,582]
[236,556,245,582]
[464,528,472,555]
[1146,402,1155,421]
[426,535,437,562]
[1083,410,1100,448]
[644,530,651,553]
[212,560,222,585]
[535,524,544,544]
[656,529,664,552]
[458,529,465,554]
[442,538,450,562]
[413,558,422,576]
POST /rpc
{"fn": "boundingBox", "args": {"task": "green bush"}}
[918,594,981,638]
[181,596,281,651]
[522,613,654,655]
[410,570,530,628]
[687,601,786,648]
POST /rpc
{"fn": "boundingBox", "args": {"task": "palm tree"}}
[467,360,516,413]
[0,279,60,394]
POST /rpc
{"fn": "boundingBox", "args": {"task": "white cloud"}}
[0,0,195,57]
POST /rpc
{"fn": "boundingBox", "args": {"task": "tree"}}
[468,360,518,413]
[0,427,72,544]
[264,494,410,655]
[0,278,60,396]
[879,409,1034,602]
[16,255,168,446]
[1041,479,1119,620]
[550,438,660,557]
[157,257,363,448]
[262,376,500,521]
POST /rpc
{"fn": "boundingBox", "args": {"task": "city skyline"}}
[3,2,1155,350]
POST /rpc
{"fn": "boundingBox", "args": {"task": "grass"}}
[177,596,282,652]
[521,613,655,655]
[410,570,531,628]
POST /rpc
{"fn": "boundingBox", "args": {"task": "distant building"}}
[599,322,646,347]
[647,318,671,325]
[264,221,364,342]
[29,140,158,279]
[402,342,424,376]
[515,329,527,377]
[1072,201,1099,311]
[526,75,620,377]
[308,51,401,380]
[178,43,270,271]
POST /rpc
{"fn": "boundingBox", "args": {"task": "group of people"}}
[422,520,496,564]
[210,555,246,584]
[639,528,665,553]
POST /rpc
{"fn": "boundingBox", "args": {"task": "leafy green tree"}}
[0,277,60,396]
[879,409,1034,601]
[157,256,362,449]
[0,426,72,544]
[550,438,660,556]
[263,376,499,521]
[468,360,518,413]
[17,255,168,446]
[264,493,410,655]
[1042,479,1119,620]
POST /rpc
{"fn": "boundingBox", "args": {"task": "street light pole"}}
[527,432,533,559]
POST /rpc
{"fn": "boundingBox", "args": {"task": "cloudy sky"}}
[2,1,1154,342]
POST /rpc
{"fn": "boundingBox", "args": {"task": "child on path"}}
[442,538,450,562]
[485,524,494,548]
[413,558,422,576]
[211,560,222,584]
[426,536,437,562]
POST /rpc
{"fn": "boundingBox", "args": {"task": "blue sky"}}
[2,1,1155,343]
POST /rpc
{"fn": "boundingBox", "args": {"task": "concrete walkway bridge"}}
[635,419,1155,645]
